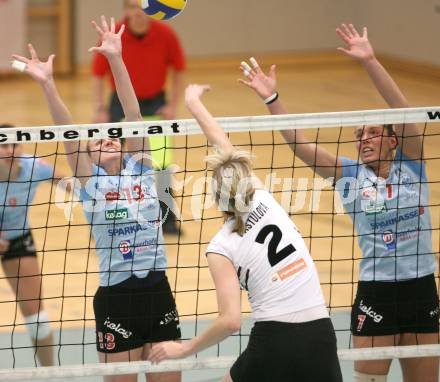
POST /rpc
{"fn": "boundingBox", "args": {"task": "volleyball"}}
[139,0,187,21]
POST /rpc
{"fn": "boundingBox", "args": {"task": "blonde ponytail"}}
[205,149,256,236]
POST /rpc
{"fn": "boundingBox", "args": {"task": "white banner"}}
[0,107,439,144]
[0,0,27,71]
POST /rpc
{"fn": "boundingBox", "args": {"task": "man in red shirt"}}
[92,0,186,234]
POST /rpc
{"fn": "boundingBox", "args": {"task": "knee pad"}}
[24,311,51,340]
[353,371,387,382]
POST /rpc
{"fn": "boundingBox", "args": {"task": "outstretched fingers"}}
[336,27,350,44]
[268,64,276,80]
[240,61,255,79]
[237,78,253,88]
[238,58,276,87]
[341,23,353,38]
[238,57,278,99]
[11,54,29,64]
[336,47,350,56]
[249,57,262,74]
[100,15,109,32]
[27,43,39,60]
[48,54,56,66]
[91,20,104,36]
[362,26,368,39]
[348,23,360,37]
[118,24,126,36]
[110,17,115,33]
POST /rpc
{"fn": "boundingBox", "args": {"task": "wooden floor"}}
[0,54,439,331]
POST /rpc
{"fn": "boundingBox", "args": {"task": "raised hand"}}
[12,44,55,84]
[238,57,277,100]
[336,23,375,62]
[184,84,211,105]
[89,15,125,58]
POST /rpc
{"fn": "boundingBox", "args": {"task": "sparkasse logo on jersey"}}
[105,208,128,221]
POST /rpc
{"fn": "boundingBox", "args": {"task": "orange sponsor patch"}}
[277,258,307,281]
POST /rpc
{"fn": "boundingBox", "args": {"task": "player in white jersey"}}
[239,24,438,382]
[148,84,342,382]
[14,17,181,382]
[0,124,68,366]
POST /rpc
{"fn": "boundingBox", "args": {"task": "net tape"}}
[0,345,439,381]
[1,106,440,144]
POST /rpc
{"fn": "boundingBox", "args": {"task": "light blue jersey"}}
[79,155,167,287]
[0,155,54,240]
[337,147,436,281]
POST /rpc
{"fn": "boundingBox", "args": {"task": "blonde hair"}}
[205,149,256,236]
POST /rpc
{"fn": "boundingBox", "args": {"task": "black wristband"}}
[264,92,279,105]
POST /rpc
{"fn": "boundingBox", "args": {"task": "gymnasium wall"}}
[74,0,355,65]
[50,0,440,68]
[0,0,27,71]
[163,0,355,56]
[353,0,440,66]
[75,0,122,65]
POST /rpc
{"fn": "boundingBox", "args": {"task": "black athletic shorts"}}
[93,272,181,353]
[351,274,439,336]
[230,318,342,382]
[1,231,36,262]
[109,92,165,123]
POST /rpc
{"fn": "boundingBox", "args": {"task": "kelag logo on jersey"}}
[360,186,386,215]
[382,231,396,250]
[119,240,133,261]
[105,208,128,221]
[362,199,386,215]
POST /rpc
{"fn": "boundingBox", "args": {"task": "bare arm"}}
[185,84,265,189]
[148,254,241,362]
[89,16,150,166]
[239,58,342,180]
[92,75,110,123]
[157,69,185,120]
[13,44,93,182]
[336,23,423,160]
[184,84,234,154]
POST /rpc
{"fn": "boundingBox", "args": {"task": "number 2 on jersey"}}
[255,225,296,266]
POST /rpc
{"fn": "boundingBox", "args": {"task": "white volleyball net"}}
[0,107,439,381]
